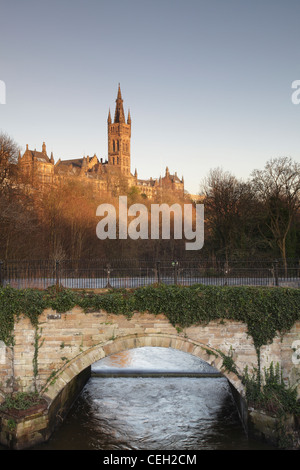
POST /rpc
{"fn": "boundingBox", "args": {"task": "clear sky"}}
[1,0,300,195]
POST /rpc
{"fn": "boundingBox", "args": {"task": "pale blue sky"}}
[1,0,300,194]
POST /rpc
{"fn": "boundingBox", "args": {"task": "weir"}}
[91,369,223,378]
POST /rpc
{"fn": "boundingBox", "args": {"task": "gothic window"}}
[113,140,115,152]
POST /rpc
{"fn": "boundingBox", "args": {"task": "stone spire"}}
[127,109,131,125]
[114,83,125,123]
[107,108,112,124]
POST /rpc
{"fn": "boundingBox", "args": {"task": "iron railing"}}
[0,258,299,290]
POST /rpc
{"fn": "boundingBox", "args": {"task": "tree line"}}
[0,132,299,265]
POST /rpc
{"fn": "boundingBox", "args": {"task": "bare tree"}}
[202,168,259,260]
[251,157,300,273]
[0,132,20,189]
[0,133,41,258]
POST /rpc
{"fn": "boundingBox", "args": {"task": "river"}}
[27,347,275,451]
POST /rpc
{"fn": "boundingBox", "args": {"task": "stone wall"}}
[4,307,299,403]
[0,367,90,450]
[0,341,13,402]
[0,307,299,449]
[0,307,299,404]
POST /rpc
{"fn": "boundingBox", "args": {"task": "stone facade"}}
[1,308,299,403]
[18,85,184,199]
[0,309,299,449]
[0,341,13,400]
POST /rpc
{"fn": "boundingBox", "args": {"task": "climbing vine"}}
[0,283,300,446]
[0,283,299,350]
[242,361,300,416]
[32,327,44,392]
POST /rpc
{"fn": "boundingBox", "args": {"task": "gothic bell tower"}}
[107,84,131,175]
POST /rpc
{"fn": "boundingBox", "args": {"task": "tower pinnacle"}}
[114,84,125,123]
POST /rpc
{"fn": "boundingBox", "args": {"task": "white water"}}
[29,348,275,450]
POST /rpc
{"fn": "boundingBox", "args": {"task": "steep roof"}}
[57,158,84,168]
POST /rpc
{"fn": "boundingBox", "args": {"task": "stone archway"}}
[2,306,299,450]
[42,333,245,404]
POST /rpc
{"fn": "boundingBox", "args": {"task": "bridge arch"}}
[2,306,299,449]
[42,333,245,405]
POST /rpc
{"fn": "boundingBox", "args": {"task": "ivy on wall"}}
[0,283,299,350]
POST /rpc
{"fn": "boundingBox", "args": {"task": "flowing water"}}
[27,347,275,450]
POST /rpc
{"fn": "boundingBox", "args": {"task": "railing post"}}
[156,260,161,284]
[273,259,279,286]
[224,261,229,286]
[172,260,178,285]
[106,263,112,288]
[55,260,60,290]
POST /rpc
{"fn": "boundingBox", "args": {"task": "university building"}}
[18,85,185,199]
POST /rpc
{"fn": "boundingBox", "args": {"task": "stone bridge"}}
[0,306,299,449]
